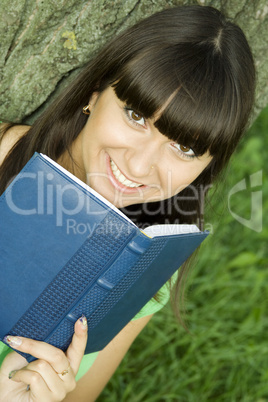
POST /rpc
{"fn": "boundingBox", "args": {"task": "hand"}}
[0,316,88,402]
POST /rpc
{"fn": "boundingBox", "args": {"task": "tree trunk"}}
[0,0,267,123]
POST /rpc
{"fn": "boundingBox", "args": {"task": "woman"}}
[0,5,255,401]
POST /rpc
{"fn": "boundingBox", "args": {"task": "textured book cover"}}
[0,153,209,361]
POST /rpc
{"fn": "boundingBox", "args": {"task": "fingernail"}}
[79,315,87,330]
[8,370,17,379]
[3,335,22,347]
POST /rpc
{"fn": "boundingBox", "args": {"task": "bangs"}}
[113,44,241,159]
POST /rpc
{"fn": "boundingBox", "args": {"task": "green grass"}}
[99,106,268,402]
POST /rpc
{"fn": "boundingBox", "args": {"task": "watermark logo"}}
[4,168,263,233]
[4,170,211,224]
[228,170,263,232]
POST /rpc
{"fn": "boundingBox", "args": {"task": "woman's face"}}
[69,87,212,208]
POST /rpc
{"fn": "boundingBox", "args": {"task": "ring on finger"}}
[56,362,71,376]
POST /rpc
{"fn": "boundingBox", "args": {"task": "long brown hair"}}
[0,5,255,318]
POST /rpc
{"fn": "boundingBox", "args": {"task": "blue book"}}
[0,153,208,361]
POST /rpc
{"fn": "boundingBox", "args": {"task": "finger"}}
[4,335,70,376]
[23,358,76,395]
[27,358,76,393]
[0,350,27,378]
[9,368,53,402]
[66,315,88,374]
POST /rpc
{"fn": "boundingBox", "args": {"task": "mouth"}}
[106,154,146,193]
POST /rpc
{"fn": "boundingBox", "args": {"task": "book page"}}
[143,224,200,237]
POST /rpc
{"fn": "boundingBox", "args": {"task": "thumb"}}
[66,315,88,374]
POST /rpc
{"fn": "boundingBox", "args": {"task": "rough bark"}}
[0,0,267,123]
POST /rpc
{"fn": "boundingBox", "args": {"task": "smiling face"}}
[65,87,212,208]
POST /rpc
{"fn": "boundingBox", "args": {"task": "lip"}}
[105,154,147,193]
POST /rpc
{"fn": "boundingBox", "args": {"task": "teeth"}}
[110,159,142,188]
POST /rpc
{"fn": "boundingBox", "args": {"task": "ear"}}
[89,91,99,109]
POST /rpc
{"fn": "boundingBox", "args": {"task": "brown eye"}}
[125,108,145,126]
[171,143,196,159]
[131,111,143,121]
[180,145,191,153]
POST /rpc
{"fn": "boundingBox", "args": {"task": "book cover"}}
[0,153,209,361]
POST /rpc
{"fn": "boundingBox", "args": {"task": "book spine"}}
[40,232,153,355]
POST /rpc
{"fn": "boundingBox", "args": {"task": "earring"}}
[151,165,154,169]
[82,104,91,115]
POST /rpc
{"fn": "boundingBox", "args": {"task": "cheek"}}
[86,116,128,146]
[163,163,209,196]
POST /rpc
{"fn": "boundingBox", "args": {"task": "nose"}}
[126,140,162,179]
